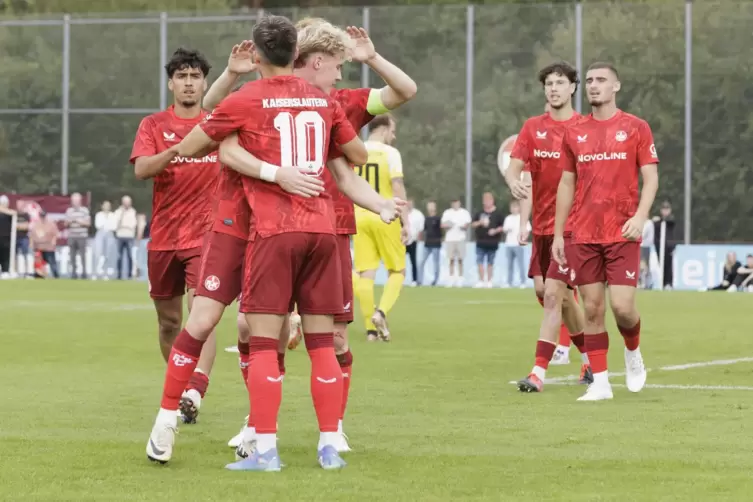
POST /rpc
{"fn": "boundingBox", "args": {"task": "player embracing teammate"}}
[508,61,659,401]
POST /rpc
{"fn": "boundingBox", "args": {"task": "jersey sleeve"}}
[331,100,358,146]
[637,120,659,167]
[510,121,531,164]
[129,116,157,164]
[387,147,404,179]
[199,91,249,142]
[559,130,577,173]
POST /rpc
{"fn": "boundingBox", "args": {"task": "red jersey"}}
[511,112,581,235]
[324,88,375,234]
[560,110,659,244]
[199,76,358,238]
[211,166,249,240]
[130,106,220,251]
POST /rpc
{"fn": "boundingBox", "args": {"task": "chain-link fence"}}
[0,2,751,243]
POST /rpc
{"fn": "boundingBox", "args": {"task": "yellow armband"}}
[366,88,390,115]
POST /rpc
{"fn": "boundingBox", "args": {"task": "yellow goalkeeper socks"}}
[355,276,376,331]
[378,273,404,315]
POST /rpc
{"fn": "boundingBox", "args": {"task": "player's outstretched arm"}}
[203,41,256,111]
[339,137,369,166]
[134,147,179,180]
[176,126,220,158]
[327,157,402,222]
[347,27,417,111]
[218,135,325,198]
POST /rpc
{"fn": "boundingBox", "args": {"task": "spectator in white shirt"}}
[502,200,531,287]
[640,219,655,289]
[405,200,425,286]
[113,195,138,280]
[441,197,472,287]
[93,200,117,280]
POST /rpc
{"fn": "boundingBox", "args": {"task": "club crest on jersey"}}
[577,135,587,143]
[615,130,628,142]
[204,275,221,291]
[163,131,177,142]
[536,130,547,139]
[650,144,658,158]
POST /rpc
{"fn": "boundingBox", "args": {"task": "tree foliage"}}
[0,0,750,242]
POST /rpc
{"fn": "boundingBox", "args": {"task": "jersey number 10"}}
[274,111,325,175]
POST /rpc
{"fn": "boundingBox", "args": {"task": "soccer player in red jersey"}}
[129,48,220,423]
[505,62,591,393]
[553,62,659,402]
[204,19,417,454]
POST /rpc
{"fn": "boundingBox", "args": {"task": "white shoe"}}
[146,421,177,463]
[485,281,493,289]
[333,432,352,453]
[624,348,647,392]
[234,434,257,460]
[577,383,614,401]
[224,345,240,353]
[474,282,485,289]
[519,284,527,289]
[550,346,571,365]
[179,389,201,424]
[228,416,248,448]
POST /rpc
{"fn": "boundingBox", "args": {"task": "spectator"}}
[404,200,425,286]
[93,200,116,280]
[441,197,472,287]
[640,219,655,289]
[15,201,31,276]
[653,199,676,290]
[113,195,138,280]
[65,192,91,279]
[471,192,504,288]
[420,201,442,286]
[29,211,59,278]
[708,252,741,291]
[0,195,15,277]
[502,200,530,288]
[730,254,753,291]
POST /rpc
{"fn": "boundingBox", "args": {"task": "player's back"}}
[136,107,220,251]
[355,140,402,220]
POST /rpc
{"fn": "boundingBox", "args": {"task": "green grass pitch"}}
[2,281,752,501]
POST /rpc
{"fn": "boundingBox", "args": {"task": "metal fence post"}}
[159,12,168,110]
[465,4,474,214]
[61,14,70,195]
[575,2,583,114]
[360,6,370,140]
[684,0,692,244]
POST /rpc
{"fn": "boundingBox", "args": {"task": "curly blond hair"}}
[295,18,352,66]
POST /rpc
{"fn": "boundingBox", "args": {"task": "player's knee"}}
[334,326,348,354]
[610,300,635,325]
[236,313,250,342]
[157,311,181,340]
[542,285,561,310]
[582,296,606,323]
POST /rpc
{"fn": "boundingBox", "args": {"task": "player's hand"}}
[275,167,325,198]
[518,227,529,246]
[227,40,257,75]
[622,215,645,241]
[379,197,404,224]
[509,179,531,200]
[552,235,567,266]
[347,26,376,63]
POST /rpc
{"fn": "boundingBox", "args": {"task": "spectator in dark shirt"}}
[653,200,676,289]
[731,255,753,291]
[709,252,741,291]
[0,195,14,276]
[14,201,31,276]
[471,192,504,288]
[419,201,442,286]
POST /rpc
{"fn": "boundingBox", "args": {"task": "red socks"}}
[618,319,641,351]
[535,340,556,369]
[247,337,282,434]
[160,329,205,410]
[238,341,250,388]
[336,350,353,421]
[585,332,610,373]
[570,333,587,354]
[186,371,209,398]
[305,333,342,433]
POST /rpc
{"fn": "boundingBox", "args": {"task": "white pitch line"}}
[508,357,753,386]
[545,382,753,391]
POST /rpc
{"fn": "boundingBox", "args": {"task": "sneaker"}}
[228,416,248,448]
[366,330,379,342]
[146,421,177,464]
[235,435,257,461]
[371,310,391,342]
[624,348,647,392]
[550,347,571,366]
[317,445,347,470]
[287,313,303,350]
[474,282,485,289]
[517,373,544,393]
[179,389,201,424]
[576,383,613,401]
[225,448,282,472]
[485,281,493,289]
[333,432,352,453]
[579,364,594,385]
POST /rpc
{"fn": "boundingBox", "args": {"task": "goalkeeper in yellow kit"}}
[353,114,409,342]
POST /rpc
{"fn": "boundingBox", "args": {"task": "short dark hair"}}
[587,61,619,79]
[164,48,211,78]
[252,15,298,67]
[538,61,579,94]
[368,113,394,133]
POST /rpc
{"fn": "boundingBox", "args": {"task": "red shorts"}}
[570,241,641,287]
[528,234,553,279]
[195,231,246,306]
[334,234,354,324]
[545,237,576,288]
[240,232,343,315]
[147,247,201,300]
